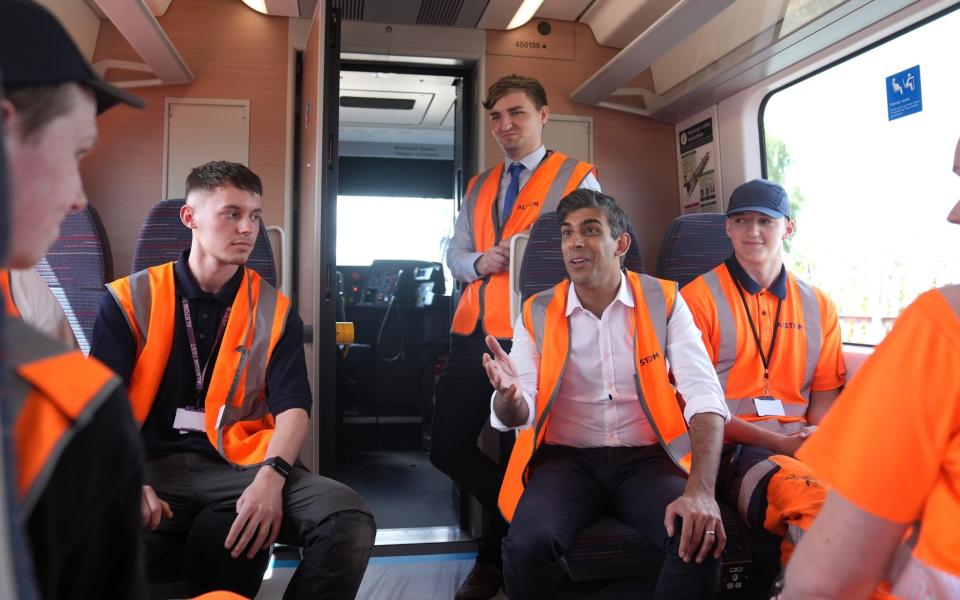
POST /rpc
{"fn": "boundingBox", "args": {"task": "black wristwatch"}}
[262,456,291,479]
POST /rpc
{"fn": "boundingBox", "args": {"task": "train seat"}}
[33,204,114,354]
[655,213,732,288]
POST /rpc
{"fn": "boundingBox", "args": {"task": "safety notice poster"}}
[677,115,719,214]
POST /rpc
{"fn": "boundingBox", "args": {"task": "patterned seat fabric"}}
[131,198,277,287]
[519,211,645,304]
[33,205,114,354]
[655,213,732,288]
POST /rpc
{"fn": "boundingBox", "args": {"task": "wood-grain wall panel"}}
[484,21,679,268]
[81,0,289,276]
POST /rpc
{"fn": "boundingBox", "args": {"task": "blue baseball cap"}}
[726,179,791,219]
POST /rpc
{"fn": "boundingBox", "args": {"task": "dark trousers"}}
[430,329,513,565]
[502,444,721,600]
[27,388,146,600]
[145,452,376,600]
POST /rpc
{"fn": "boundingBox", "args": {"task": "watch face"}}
[266,457,290,477]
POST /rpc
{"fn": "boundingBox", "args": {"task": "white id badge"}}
[173,407,206,432]
[754,397,786,417]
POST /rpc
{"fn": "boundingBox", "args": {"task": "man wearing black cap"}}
[0,1,147,598]
[681,179,846,567]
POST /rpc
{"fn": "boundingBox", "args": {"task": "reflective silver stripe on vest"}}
[785,523,805,548]
[632,274,690,470]
[891,552,960,599]
[108,267,155,356]
[725,415,807,436]
[527,287,569,445]
[640,274,671,350]
[541,157,587,213]
[703,270,736,391]
[463,168,494,246]
[795,279,822,401]
[217,273,288,465]
[666,434,691,461]
[5,319,119,515]
[737,457,778,522]
[937,284,960,319]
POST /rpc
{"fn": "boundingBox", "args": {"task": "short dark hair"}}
[482,75,548,111]
[6,83,78,139]
[556,189,629,240]
[185,161,263,198]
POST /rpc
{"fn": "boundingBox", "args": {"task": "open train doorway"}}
[331,61,476,534]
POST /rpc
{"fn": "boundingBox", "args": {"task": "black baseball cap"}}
[0,0,144,114]
[726,179,791,219]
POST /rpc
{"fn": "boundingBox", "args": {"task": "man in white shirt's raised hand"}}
[484,189,731,599]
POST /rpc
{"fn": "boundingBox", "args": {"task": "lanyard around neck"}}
[181,297,231,406]
[734,280,782,396]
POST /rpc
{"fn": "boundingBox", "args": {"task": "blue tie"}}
[501,162,525,224]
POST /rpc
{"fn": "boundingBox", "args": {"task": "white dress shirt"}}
[491,273,729,448]
[10,268,78,349]
[446,145,602,283]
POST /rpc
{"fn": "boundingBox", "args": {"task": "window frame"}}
[756,2,960,347]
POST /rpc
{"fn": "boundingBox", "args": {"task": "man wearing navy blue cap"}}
[0,1,147,598]
[681,179,846,567]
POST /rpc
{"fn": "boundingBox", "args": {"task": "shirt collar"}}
[504,145,547,174]
[565,271,635,316]
[174,248,244,305]
[724,254,787,299]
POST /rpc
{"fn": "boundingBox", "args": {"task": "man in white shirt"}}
[432,74,599,599]
[4,268,77,347]
[485,189,730,598]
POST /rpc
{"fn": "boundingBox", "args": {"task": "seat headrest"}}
[132,199,277,287]
[519,211,645,303]
[655,213,732,288]
[34,205,113,354]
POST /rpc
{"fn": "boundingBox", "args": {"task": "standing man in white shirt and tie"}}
[485,190,730,599]
[430,74,599,599]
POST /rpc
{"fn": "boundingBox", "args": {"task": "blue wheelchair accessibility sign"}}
[886,65,922,121]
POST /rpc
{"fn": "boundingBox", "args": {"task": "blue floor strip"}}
[272,559,301,569]
[368,552,477,565]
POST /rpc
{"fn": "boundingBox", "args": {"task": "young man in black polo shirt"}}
[91,161,375,599]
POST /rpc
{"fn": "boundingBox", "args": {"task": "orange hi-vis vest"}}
[693,264,822,434]
[796,286,960,598]
[106,262,291,467]
[886,289,960,600]
[450,151,597,339]
[1,269,21,318]
[5,317,119,515]
[498,271,690,522]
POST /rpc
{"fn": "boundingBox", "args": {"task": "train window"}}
[336,194,453,270]
[761,7,960,345]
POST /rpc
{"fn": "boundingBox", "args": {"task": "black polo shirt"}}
[90,249,311,460]
[724,254,788,300]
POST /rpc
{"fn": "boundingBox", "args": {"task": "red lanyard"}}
[181,297,231,406]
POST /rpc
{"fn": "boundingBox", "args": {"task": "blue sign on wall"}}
[886,65,922,121]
